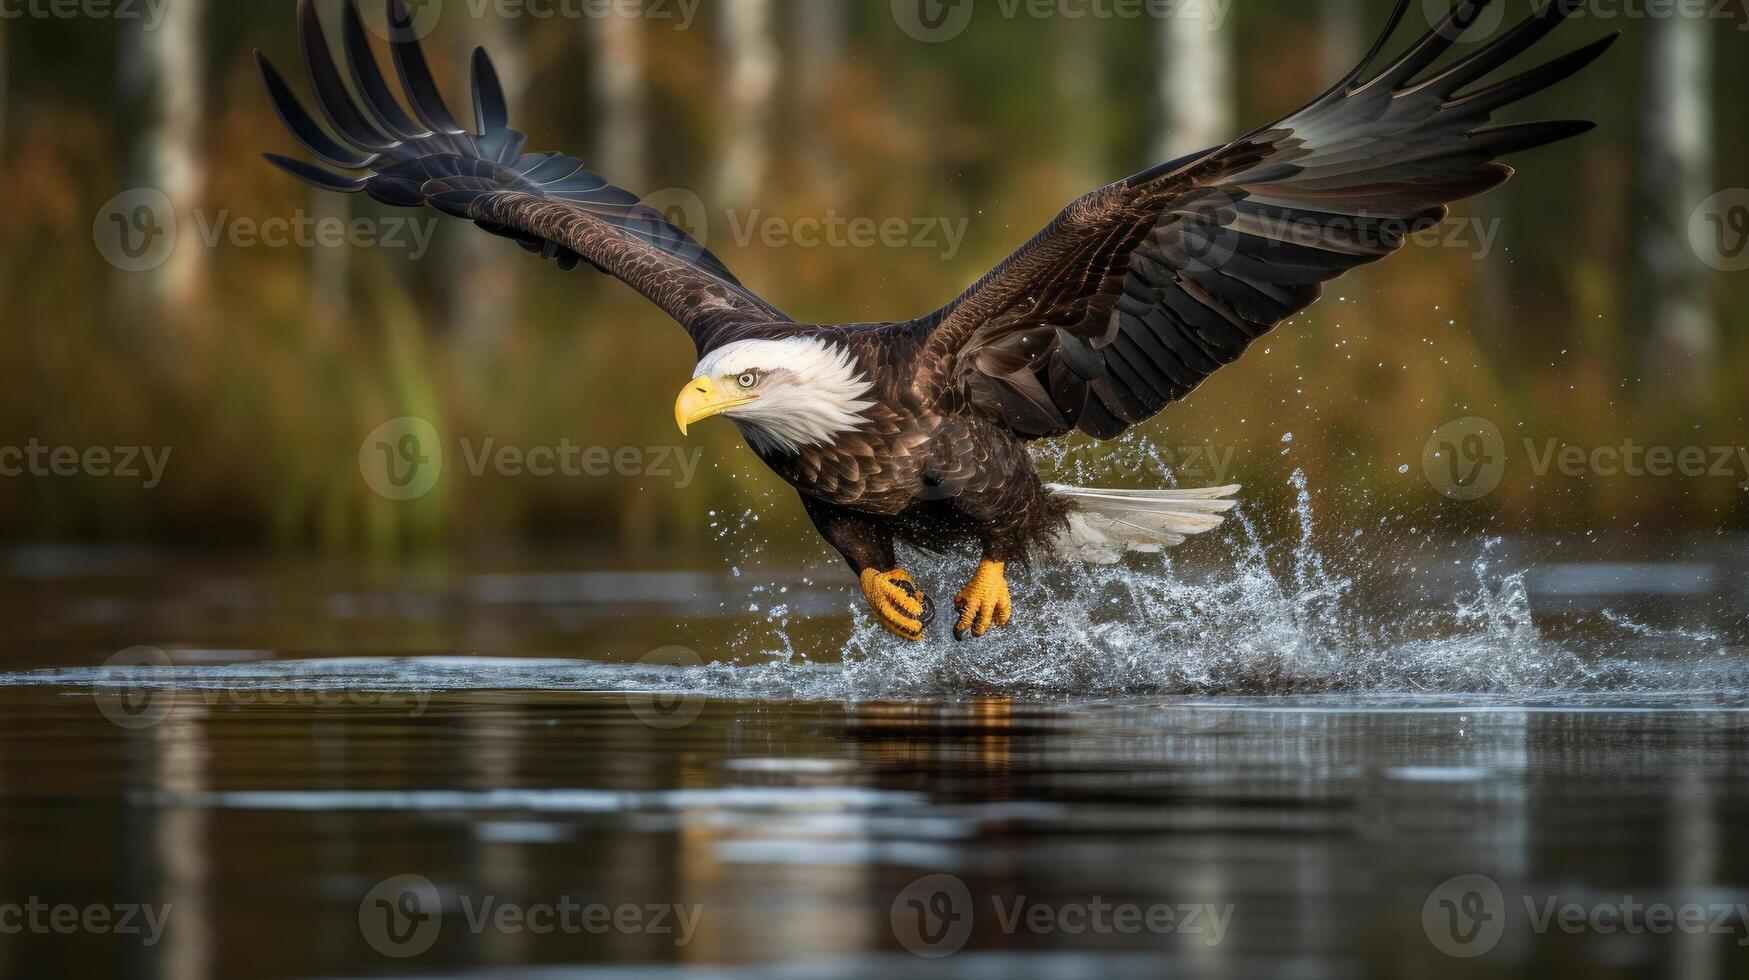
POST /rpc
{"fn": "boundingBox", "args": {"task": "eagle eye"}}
[736,371,760,390]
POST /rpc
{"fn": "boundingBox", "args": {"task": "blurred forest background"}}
[0,0,1744,561]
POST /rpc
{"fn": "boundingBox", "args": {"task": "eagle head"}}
[675,337,876,454]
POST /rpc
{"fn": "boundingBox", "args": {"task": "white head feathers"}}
[692,337,877,454]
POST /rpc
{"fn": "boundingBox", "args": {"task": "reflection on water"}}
[0,690,1746,978]
[0,540,1744,978]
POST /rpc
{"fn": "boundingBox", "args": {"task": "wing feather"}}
[260,0,786,354]
[918,0,1614,440]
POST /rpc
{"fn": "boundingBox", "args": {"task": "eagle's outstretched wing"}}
[259,0,787,355]
[919,0,1614,440]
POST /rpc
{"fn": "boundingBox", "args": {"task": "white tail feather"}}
[1047,483,1240,564]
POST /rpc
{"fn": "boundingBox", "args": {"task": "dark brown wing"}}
[918,0,1615,440]
[259,0,786,355]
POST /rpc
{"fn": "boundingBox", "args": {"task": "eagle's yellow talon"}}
[954,559,1010,641]
[861,568,927,641]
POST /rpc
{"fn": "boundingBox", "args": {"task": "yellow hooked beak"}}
[675,376,757,435]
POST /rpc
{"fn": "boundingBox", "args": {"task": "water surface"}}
[0,529,1745,978]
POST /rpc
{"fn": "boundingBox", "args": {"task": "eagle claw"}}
[893,578,937,628]
[861,568,930,641]
[954,560,1012,641]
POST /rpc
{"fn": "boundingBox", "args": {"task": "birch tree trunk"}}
[593,0,649,190]
[794,0,848,196]
[1640,10,1715,393]
[716,0,777,209]
[121,0,207,308]
[0,17,9,161]
[1155,0,1233,162]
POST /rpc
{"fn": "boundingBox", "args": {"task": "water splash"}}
[720,464,1737,701]
[2,466,1737,704]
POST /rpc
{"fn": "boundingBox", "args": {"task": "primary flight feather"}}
[262,0,1614,641]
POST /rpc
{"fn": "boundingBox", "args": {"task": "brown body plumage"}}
[263,0,1614,640]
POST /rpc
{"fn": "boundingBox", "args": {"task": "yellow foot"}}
[860,568,932,641]
[954,559,1012,641]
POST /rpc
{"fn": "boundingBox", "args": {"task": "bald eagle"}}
[262,0,1613,641]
